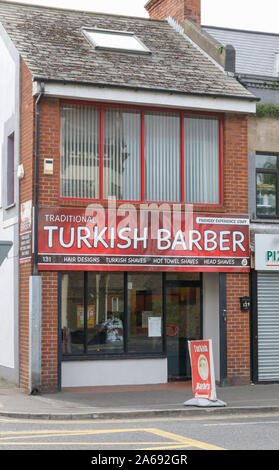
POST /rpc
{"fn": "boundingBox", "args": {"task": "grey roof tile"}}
[204,25,279,78]
[0,1,255,100]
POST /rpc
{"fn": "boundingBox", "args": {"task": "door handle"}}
[223,309,227,323]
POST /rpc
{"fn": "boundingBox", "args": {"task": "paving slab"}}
[1,378,279,420]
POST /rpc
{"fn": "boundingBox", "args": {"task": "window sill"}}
[62,353,166,362]
[5,203,15,210]
[251,217,279,224]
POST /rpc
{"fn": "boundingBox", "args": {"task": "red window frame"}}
[59,99,224,207]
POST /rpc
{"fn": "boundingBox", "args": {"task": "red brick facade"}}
[145,0,201,26]
[19,59,35,391]
[19,61,251,391]
[226,274,250,384]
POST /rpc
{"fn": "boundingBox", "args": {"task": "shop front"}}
[253,234,279,382]
[38,206,250,387]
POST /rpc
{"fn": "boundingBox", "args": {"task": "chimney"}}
[145,0,201,26]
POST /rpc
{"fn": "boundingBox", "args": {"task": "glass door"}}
[166,282,201,380]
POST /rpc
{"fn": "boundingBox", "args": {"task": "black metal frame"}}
[219,273,227,387]
[249,270,279,385]
[165,276,203,381]
[256,152,279,220]
[58,272,203,367]
[250,269,259,383]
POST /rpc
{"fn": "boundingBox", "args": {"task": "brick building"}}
[204,24,279,383]
[0,0,256,393]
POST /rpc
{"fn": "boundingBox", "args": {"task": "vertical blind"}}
[60,104,220,204]
[103,108,141,201]
[145,111,180,202]
[60,104,100,199]
[184,116,219,204]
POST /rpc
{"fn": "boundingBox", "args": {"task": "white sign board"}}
[255,233,279,271]
[148,317,162,337]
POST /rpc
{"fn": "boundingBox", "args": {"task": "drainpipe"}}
[33,81,45,276]
[29,82,44,395]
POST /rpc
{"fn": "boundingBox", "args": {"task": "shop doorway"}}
[166,279,202,380]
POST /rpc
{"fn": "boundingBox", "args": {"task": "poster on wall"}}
[184,339,227,407]
[37,207,250,273]
[19,200,32,265]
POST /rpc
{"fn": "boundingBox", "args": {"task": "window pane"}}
[184,116,219,204]
[87,272,124,354]
[128,273,163,354]
[166,272,200,282]
[60,104,100,199]
[103,108,141,200]
[61,272,84,355]
[145,111,180,202]
[7,133,14,206]
[256,172,276,216]
[85,30,149,53]
[256,154,277,169]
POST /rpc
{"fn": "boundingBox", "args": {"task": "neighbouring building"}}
[0,0,257,393]
[203,25,279,383]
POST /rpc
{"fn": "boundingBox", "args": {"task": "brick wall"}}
[145,0,201,26]
[224,114,250,384]
[19,81,250,390]
[223,113,249,214]
[19,62,60,392]
[226,273,250,385]
[19,59,34,391]
[41,271,59,392]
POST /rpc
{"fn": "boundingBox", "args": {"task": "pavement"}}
[1,378,279,420]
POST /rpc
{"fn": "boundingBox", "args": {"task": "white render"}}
[61,358,168,387]
[33,81,256,115]
[0,27,20,382]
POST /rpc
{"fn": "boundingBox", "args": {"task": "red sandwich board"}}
[188,339,217,401]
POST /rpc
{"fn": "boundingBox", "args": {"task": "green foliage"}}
[256,103,279,118]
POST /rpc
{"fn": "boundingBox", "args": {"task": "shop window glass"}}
[61,272,84,355]
[166,272,200,282]
[127,272,163,354]
[103,108,141,200]
[184,116,219,204]
[87,272,124,354]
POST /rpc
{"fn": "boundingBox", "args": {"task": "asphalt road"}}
[0,412,277,461]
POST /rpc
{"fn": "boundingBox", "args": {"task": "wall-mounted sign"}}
[37,207,250,273]
[19,200,32,265]
[240,296,250,311]
[255,233,279,271]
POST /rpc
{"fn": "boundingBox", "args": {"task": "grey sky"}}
[5,0,279,33]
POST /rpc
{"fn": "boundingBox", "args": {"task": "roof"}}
[0,1,255,101]
[204,25,279,78]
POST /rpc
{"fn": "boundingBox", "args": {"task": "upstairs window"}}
[6,132,14,207]
[256,153,279,217]
[60,103,222,205]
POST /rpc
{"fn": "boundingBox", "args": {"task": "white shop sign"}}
[255,233,279,270]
